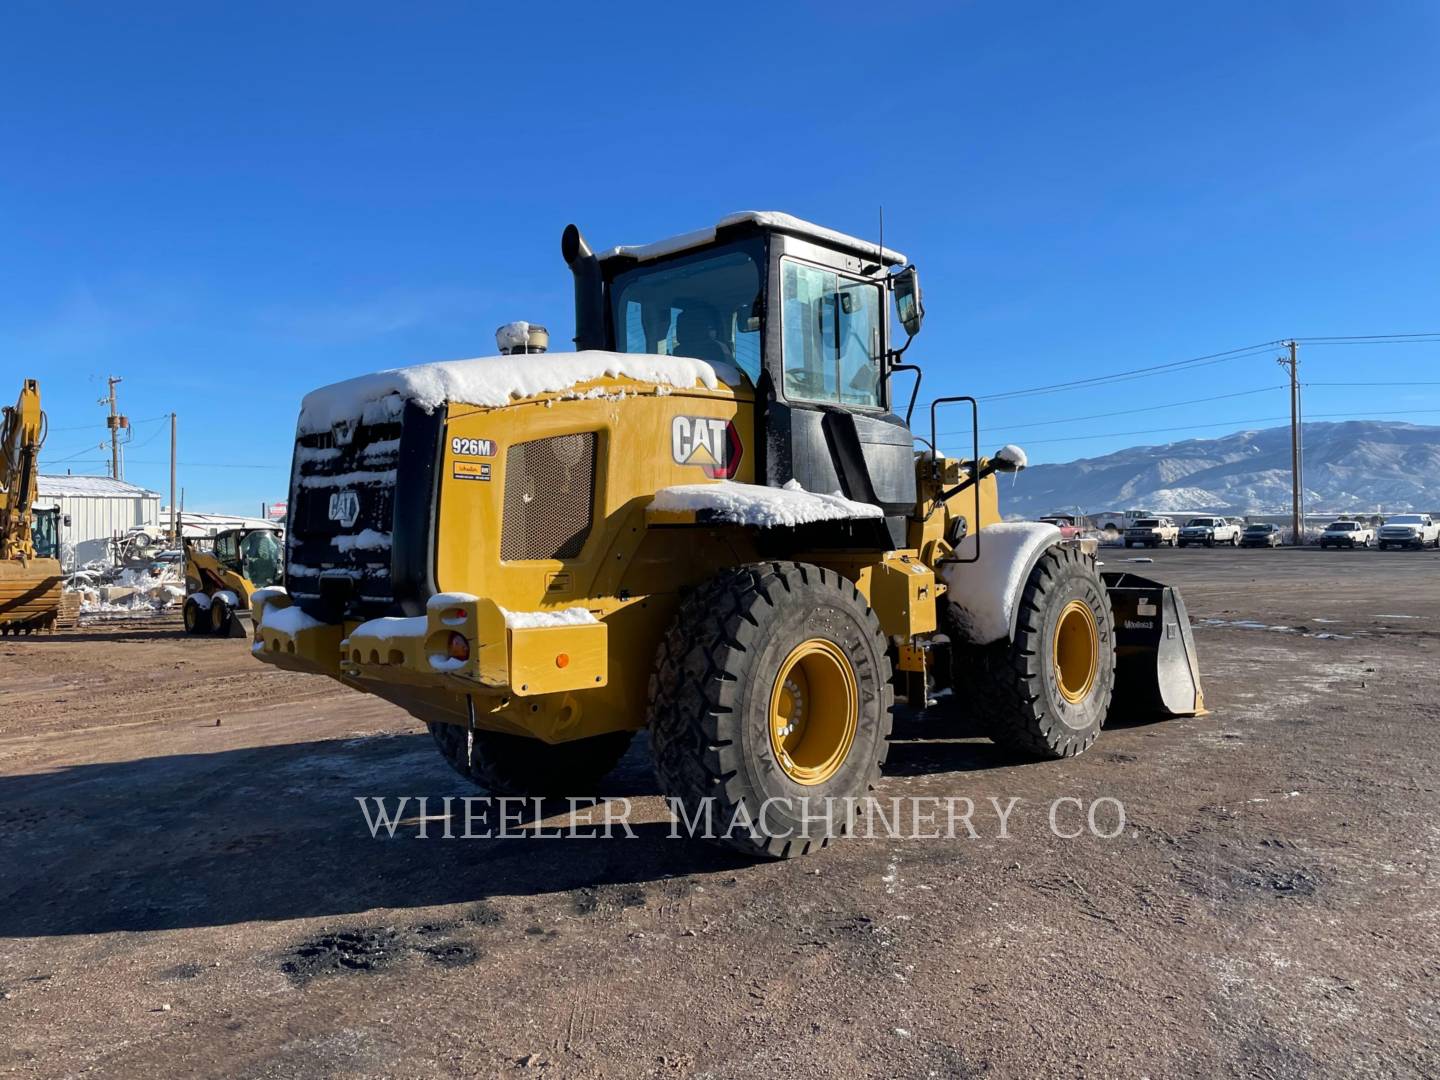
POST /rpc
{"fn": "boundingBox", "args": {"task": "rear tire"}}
[427,722,633,797]
[952,545,1115,760]
[648,562,893,859]
[183,597,210,635]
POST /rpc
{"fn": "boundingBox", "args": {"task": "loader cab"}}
[568,212,922,544]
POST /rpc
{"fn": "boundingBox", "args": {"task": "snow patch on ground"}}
[298,351,729,434]
[650,479,882,528]
[941,522,1061,645]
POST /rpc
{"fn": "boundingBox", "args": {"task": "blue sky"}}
[4,1,1438,514]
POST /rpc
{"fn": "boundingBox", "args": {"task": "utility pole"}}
[103,376,128,481]
[1277,342,1303,544]
[169,413,178,544]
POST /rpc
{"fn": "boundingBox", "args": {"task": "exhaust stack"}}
[562,224,606,352]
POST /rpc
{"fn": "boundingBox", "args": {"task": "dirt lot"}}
[1,548,1437,1078]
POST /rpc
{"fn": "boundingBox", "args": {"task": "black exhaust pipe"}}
[562,224,606,352]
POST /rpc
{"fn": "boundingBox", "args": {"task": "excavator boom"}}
[0,378,63,633]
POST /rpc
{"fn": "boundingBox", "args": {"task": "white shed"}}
[35,475,162,570]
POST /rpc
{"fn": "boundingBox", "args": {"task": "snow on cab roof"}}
[598,211,908,266]
[297,349,732,435]
[38,474,160,498]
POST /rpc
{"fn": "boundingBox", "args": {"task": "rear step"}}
[1102,571,1207,718]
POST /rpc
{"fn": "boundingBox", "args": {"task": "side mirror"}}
[893,266,924,338]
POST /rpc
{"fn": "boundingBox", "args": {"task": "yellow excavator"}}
[253,212,1205,857]
[1,379,64,634]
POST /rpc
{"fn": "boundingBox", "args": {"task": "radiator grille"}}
[501,433,597,560]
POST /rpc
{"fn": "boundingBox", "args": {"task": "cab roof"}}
[597,211,908,267]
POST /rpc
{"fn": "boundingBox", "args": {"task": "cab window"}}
[611,241,763,384]
[213,532,239,568]
[781,261,882,408]
[240,530,282,588]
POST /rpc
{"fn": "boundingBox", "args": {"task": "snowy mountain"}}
[1001,421,1440,518]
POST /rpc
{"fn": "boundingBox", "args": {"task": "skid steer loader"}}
[183,524,284,636]
[253,212,1204,857]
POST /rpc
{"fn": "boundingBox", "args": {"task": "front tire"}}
[183,597,210,635]
[953,545,1116,759]
[428,722,633,797]
[648,562,893,859]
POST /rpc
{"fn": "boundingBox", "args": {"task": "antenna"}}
[878,205,885,268]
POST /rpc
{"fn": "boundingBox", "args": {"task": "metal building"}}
[34,475,162,570]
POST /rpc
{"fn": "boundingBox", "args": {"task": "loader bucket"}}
[1101,571,1206,718]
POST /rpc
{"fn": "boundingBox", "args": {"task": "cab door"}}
[764,253,915,529]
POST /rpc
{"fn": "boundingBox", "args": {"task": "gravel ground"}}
[0,547,1436,1078]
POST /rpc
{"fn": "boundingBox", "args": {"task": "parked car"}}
[1038,514,1084,540]
[1378,513,1440,550]
[1318,520,1376,549]
[1178,516,1241,547]
[1241,522,1283,548]
[1124,517,1179,548]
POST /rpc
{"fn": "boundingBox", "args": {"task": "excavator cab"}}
[31,507,63,562]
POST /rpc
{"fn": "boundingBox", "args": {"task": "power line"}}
[1294,333,1440,342]
[976,341,1284,403]
[128,460,287,470]
[941,384,1287,439]
[1307,381,1440,387]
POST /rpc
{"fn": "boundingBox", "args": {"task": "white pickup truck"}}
[1178,516,1241,547]
[1124,517,1179,548]
[1318,520,1376,549]
[1377,513,1440,550]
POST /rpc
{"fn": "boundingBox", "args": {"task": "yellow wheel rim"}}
[1054,599,1099,704]
[768,638,859,786]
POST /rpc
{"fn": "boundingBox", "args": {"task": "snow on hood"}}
[650,478,883,528]
[298,350,736,434]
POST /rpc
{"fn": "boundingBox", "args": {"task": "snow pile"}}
[251,586,288,605]
[76,563,185,615]
[334,529,393,553]
[298,350,731,434]
[941,522,1061,645]
[495,321,532,351]
[650,479,883,528]
[501,606,599,629]
[994,444,1028,471]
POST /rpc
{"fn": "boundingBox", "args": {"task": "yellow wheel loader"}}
[1,379,64,635]
[253,212,1204,857]
[183,525,284,636]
